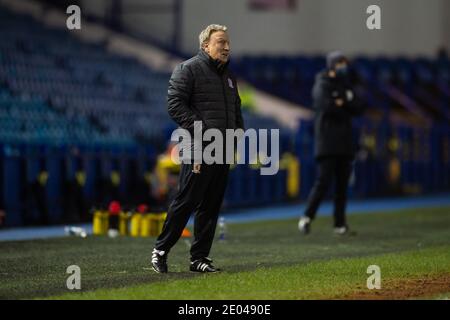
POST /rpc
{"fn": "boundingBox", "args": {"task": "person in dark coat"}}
[298,51,364,235]
[151,24,244,273]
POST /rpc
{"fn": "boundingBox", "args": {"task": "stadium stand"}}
[0,4,448,228]
[0,5,294,227]
[232,54,450,124]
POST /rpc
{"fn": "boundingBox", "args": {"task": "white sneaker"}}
[333,225,349,235]
[298,217,311,234]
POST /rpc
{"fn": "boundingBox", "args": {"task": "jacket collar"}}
[198,49,229,75]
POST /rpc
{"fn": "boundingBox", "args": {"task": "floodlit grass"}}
[0,206,449,299]
[46,246,450,300]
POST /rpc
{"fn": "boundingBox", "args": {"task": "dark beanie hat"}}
[327,51,347,69]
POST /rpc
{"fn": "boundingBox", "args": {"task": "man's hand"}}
[345,90,354,101]
[192,163,201,174]
[335,98,344,107]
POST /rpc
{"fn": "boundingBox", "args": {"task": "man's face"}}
[204,31,230,63]
[334,60,348,70]
[333,60,350,77]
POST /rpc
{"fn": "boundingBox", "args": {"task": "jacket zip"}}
[199,54,230,129]
[220,74,229,129]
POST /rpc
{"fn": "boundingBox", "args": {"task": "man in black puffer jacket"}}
[298,51,364,236]
[151,24,244,274]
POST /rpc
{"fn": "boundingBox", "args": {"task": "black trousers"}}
[155,163,229,261]
[303,156,353,227]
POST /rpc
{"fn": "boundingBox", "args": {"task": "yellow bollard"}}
[280,153,300,199]
[130,212,142,237]
[142,212,167,237]
[92,209,105,235]
[287,156,300,199]
[119,211,131,236]
[140,214,152,237]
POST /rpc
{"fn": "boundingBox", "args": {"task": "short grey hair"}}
[199,24,228,49]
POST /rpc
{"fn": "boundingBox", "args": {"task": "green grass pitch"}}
[0,206,449,299]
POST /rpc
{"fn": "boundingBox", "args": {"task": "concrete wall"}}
[82,0,450,57]
[180,0,449,57]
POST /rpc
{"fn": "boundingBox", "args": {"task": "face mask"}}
[335,65,349,77]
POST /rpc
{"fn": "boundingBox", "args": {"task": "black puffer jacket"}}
[167,50,244,133]
[312,71,364,159]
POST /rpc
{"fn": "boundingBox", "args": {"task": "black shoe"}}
[190,257,220,273]
[298,216,311,234]
[151,249,168,273]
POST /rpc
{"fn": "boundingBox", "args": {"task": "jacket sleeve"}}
[167,63,204,132]
[235,91,245,130]
[313,78,345,116]
[342,88,366,116]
